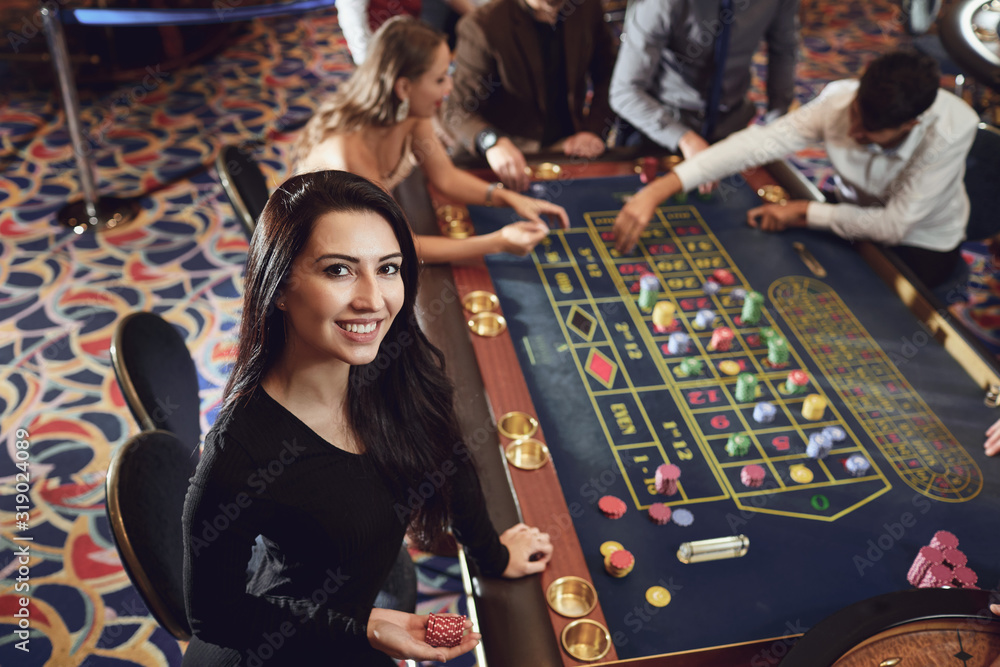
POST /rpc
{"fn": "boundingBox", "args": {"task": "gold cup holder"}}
[533,162,562,180]
[664,154,683,169]
[497,411,538,439]
[546,576,597,618]
[442,218,474,239]
[467,311,507,337]
[560,619,612,662]
[757,184,790,205]
[462,290,500,314]
[436,204,469,223]
[505,437,550,470]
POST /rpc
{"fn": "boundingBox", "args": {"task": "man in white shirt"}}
[613,50,980,288]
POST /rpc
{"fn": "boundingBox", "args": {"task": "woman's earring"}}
[395,97,410,123]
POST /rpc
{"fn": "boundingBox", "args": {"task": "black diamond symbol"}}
[954,649,973,662]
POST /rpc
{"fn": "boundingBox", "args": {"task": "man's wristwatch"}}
[475,128,501,157]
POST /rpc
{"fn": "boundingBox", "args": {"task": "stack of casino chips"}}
[741,291,764,325]
[767,336,789,367]
[725,434,751,457]
[677,357,703,377]
[844,453,871,477]
[713,269,736,286]
[785,370,810,394]
[667,332,691,355]
[753,401,776,424]
[652,301,676,333]
[709,326,734,351]
[598,495,628,519]
[806,431,832,459]
[655,463,682,495]
[694,309,716,330]
[740,464,765,488]
[734,373,757,402]
[425,613,467,648]
[907,531,979,589]
[605,547,636,578]
[648,502,672,525]
[638,274,660,310]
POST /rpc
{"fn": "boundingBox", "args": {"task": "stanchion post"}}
[40,6,139,233]
[41,6,98,226]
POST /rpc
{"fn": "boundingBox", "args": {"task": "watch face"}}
[479,130,499,152]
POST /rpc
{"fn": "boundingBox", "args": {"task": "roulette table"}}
[399,155,1000,666]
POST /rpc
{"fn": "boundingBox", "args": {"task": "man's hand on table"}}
[613,172,682,254]
[747,200,809,232]
[486,138,530,191]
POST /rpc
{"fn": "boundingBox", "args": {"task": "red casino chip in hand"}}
[425,613,467,648]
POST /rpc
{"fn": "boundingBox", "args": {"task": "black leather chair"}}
[964,123,1000,242]
[106,430,195,640]
[216,144,270,239]
[110,311,201,454]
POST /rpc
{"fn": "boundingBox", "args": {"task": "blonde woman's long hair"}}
[292,16,446,166]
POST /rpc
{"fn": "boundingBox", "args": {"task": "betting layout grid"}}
[532,201,906,522]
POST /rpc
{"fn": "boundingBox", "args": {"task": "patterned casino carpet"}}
[0,2,965,665]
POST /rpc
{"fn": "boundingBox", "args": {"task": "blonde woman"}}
[293,17,569,264]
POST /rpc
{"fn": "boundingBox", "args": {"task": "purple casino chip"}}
[671,508,694,526]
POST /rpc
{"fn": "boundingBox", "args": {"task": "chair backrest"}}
[110,312,201,453]
[964,123,1000,242]
[216,144,270,238]
[106,430,196,640]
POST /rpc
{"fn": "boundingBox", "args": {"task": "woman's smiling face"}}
[278,209,404,368]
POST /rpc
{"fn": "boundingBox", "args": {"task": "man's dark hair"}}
[857,50,940,131]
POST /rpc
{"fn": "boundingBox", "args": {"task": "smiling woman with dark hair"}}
[181,170,552,666]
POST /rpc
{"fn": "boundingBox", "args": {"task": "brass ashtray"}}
[462,290,499,314]
[467,311,507,337]
[534,162,562,180]
[561,619,612,662]
[436,204,469,223]
[757,184,789,205]
[497,410,539,439]
[443,218,474,239]
[546,576,597,618]
[505,437,550,470]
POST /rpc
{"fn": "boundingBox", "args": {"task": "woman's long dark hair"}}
[223,170,460,545]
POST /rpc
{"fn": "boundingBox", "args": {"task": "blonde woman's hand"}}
[500,523,553,577]
[502,190,570,230]
[496,221,550,256]
[367,608,480,662]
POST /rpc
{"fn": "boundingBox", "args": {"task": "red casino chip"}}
[906,545,943,587]
[942,548,968,568]
[648,503,672,525]
[930,530,959,551]
[609,549,635,570]
[918,563,954,589]
[952,565,979,588]
[425,613,466,648]
[598,495,627,519]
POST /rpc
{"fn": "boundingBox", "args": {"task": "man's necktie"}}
[702,0,734,141]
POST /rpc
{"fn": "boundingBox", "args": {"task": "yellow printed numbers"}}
[555,272,573,294]
[578,248,603,278]
[615,322,643,359]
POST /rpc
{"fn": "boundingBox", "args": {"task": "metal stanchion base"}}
[58,197,141,234]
